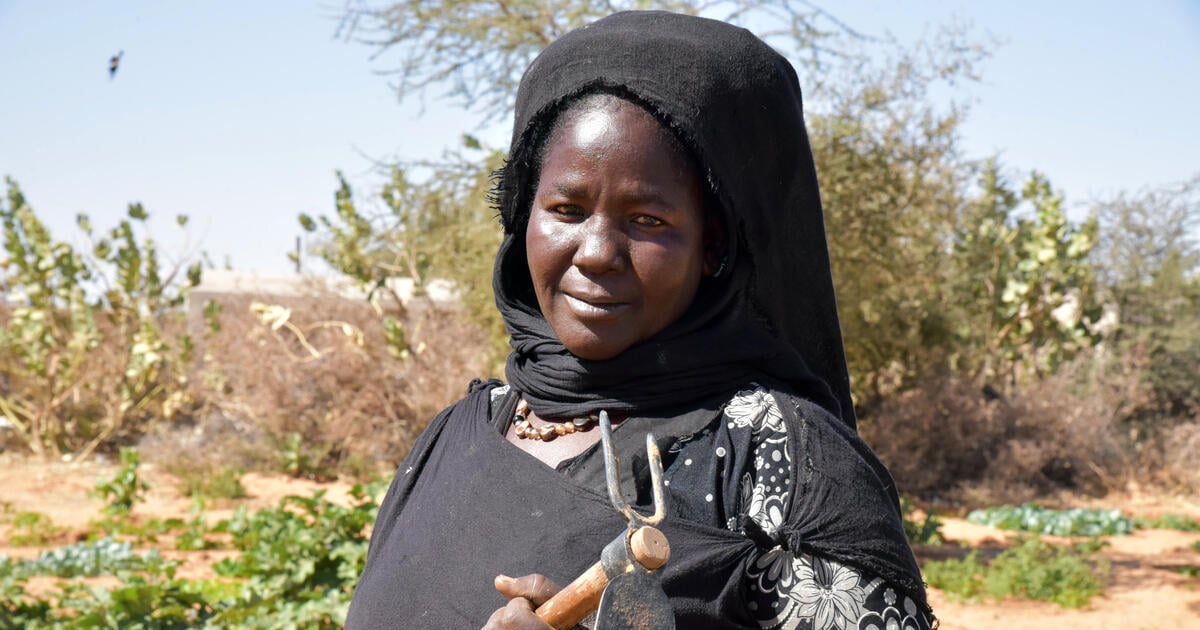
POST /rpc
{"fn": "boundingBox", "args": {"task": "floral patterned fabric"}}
[724,385,931,630]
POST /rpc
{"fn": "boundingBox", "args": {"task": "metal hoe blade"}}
[595,571,675,630]
[594,411,675,629]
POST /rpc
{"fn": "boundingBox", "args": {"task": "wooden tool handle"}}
[534,527,670,630]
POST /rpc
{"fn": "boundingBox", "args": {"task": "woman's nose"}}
[572,216,626,274]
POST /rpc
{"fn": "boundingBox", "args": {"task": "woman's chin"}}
[565,343,627,362]
[560,329,636,362]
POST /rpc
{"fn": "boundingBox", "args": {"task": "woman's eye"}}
[633,215,666,227]
[548,204,583,218]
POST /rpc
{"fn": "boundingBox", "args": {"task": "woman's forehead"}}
[566,108,613,146]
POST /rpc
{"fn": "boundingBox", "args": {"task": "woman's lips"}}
[563,292,629,318]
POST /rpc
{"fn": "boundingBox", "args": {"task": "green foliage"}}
[1133,514,1200,532]
[0,542,215,628]
[280,431,337,481]
[1168,565,1199,578]
[924,537,1108,607]
[1094,176,1200,425]
[178,465,248,501]
[951,167,1102,386]
[0,484,382,628]
[901,497,945,544]
[986,537,1108,607]
[922,550,987,601]
[0,178,200,458]
[92,447,151,517]
[206,482,382,628]
[302,148,508,362]
[2,538,169,579]
[809,29,989,399]
[967,503,1135,537]
[2,511,64,547]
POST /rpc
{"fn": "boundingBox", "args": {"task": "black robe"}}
[346,381,925,628]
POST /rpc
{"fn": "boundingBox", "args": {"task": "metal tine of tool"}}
[598,411,667,527]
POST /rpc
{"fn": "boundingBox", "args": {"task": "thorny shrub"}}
[862,341,1200,502]
[860,364,1134,503]
[0,179,200,459]
[140,286,489,479]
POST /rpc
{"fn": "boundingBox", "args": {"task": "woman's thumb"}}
[494,573,562,606]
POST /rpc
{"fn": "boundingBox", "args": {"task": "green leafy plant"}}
[901,497,945,544]
[92,447,150,517]
[176,464,248,501]
[985,537,1108,607]
[0,484,382,628]
[967,503,1135,537]
[300,152,507,362]
[279,431,337,481]
[3,511,64,547]
[174,498,224,552]
[1134,514,1200,532]
[0,542,214,628]
[4,538,168,579]
[1171,565,1200,578]
[922,550,987,601]
[207,482,382,628]
[925,536,1108,607]
[951,166,1102,387]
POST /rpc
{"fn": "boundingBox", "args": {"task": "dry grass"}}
[858,350,1199,505]
[138,287,491,480]
[864,372,1123,504]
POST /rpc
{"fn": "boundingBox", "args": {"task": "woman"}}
[347,11,932,630]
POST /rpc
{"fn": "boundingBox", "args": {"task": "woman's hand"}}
[481,573,562,630]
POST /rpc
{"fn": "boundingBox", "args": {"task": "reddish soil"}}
[2,458,1198,628]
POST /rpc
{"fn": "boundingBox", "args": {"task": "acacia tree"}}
[806,30,985,401]
[1092,175,1200,420]
[336,0,863,123]
[318,2,1102,404]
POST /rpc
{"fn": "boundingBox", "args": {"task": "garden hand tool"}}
[534,411,675,630]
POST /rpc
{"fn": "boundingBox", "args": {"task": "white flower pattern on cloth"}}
[728,385,931,630]
[489,384,511,405]
[724,386,786,434]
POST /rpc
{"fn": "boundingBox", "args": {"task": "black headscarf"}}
[492,10,856,429]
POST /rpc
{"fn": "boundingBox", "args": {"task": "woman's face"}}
[525,100,708,361]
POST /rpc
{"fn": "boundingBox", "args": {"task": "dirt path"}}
[2,458,1199,627]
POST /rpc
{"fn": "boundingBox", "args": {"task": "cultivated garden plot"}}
[2,457,1199,628]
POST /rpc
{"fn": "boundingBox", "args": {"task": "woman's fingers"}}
[482,596,552,630]
[482,574,563,630]
[477,571,561,624]
[494,573,562,606]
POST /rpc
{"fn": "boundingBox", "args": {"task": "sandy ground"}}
[2,458,1199,628]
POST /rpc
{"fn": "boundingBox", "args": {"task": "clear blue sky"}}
[2,1,1197,275]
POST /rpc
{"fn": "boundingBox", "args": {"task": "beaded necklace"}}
[511,399,600,441]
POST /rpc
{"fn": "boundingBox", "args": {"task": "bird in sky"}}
[109,50,123,79]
